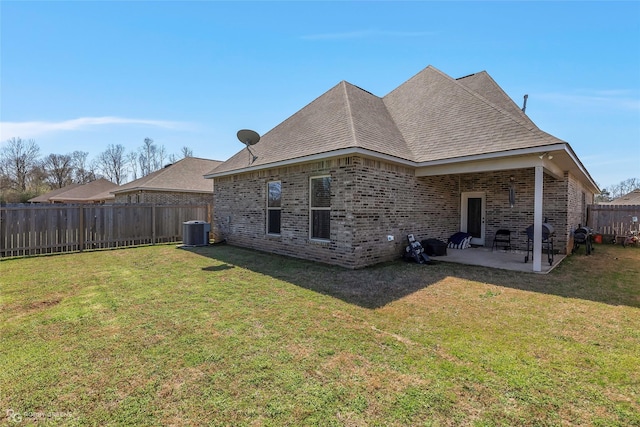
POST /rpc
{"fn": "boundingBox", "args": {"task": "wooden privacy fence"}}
[587,204,640,237]
[0,204,211,258]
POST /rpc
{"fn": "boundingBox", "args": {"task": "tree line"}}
[595,178,640,203]
[2,136,637,204]
[0,137,193,203]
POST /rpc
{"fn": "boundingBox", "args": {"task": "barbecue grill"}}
[572,225,594,255]
[524,220,555,265]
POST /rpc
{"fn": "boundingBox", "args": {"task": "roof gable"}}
[383,66,563,163]
[211,81,406,175]
[345,83,414,160]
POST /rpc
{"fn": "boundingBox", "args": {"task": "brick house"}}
[205,66,599,272]
[113,157,221,205]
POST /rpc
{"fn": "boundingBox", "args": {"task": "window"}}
[310,176,331,240]
[267,181,281,234]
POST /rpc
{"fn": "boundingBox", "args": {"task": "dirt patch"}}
[28,298,61,310]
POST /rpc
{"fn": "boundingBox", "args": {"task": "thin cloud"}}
[0,116,190,140]
[302,29,435,40]
[536,90,640,111]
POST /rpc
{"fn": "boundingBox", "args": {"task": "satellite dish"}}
[237,129,260,146]
[236,129,260,164]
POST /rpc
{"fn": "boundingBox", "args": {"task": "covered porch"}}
[416,144,597,273]
[436,247,566,274]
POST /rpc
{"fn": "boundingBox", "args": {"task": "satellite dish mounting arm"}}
[237,129,260,165]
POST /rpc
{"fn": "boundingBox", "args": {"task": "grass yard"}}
[1,243,639,426]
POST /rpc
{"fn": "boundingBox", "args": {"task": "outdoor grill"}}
[572,225,594,255]
[524,220,555,265]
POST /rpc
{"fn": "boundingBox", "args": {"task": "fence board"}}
[0,203,210,258]
[587,204,640,237]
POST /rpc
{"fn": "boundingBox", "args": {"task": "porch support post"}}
[533,165,543,272]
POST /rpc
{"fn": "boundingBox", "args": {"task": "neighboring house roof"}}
[204,65,596,193]
[29,183,83,203]
[48,178,118,202]
[606,189,640,205]
[112,157,221,195]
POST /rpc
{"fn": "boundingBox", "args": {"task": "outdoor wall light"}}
[509,176,516,208]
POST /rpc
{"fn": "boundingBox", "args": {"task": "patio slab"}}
[433,247,566,274]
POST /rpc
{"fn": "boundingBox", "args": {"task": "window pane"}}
[268,210,281,234]
[268,181,281,207]
[312,210,330,240]
[311,177,331,207]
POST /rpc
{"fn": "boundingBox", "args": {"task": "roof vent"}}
[522,94,529,113]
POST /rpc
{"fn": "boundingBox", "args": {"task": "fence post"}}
[78,204,84,252]
[152,204,156,245]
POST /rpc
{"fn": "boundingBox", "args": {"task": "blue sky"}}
[1,1,639,188]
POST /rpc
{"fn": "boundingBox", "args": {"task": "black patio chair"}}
[492,229,511,251]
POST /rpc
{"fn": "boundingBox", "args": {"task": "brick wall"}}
[348,157,459,268]
[213,155,460,268]
[457,168,579,254]
[213,158,583,268]
[213,157,358,267]
[566,172,594,251]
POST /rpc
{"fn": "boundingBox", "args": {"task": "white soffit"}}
[416,155,564,179]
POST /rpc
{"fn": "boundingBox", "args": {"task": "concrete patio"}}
[433,246,566,274]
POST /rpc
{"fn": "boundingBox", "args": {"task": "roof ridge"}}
[341,81,360,149]
[449,69,539,132]
[457,70,537,128]
[342,81,415,161]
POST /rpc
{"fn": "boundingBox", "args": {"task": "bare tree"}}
[43,153,74,189]
[598,177,640,202]
[137,137,171,176]
[0,137,41,192]
[181,146,193,158]
[154,145,167,170]
[28,162,48,193]
[97,144,127,185]
[127,152,139,181]
[616,177,639,196]
[72,150,96,184]
[138,137,156,177]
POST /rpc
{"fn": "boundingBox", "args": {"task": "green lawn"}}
[1,243,639,426]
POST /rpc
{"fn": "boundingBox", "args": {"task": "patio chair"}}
[492,229,511,251]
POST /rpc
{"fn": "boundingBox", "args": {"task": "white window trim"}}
[266,180,281,236]
[309,175,331,241]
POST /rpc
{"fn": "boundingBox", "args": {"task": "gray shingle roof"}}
[206,65,567,176]
[48,178,118,202]
[113,157,221,194]
[383,66,563,162]
[606,189,640,205]
[456,71,536,128]
[28,183,83,202]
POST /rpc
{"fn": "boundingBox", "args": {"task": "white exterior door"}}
[461,192,486,246]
